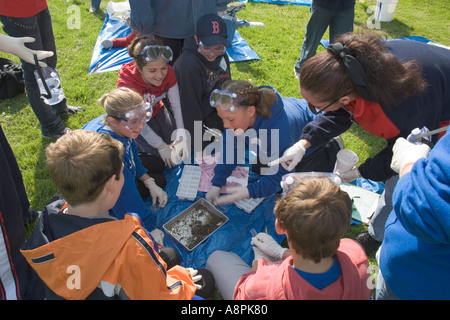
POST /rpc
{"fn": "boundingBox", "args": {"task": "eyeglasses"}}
[308,98,339,115]
[140,45,173,63]
[198,41,226,56]
[209,89,239,112]
[109,102,153,130]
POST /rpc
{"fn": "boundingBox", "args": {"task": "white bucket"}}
[375,0,399,22]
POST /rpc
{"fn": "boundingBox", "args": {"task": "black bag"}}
[0,58,25,100]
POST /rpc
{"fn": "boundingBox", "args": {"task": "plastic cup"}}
[333,149,359,175]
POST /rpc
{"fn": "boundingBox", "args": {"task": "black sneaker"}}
[62,105,86,115]
[42,127,71,140]
[354,231,382,254]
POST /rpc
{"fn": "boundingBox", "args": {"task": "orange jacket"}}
[21,209,196,300]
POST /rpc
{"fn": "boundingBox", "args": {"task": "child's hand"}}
[187,268,203,290]
[251,233,287,260]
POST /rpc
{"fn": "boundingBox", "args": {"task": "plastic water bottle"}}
[407,127,430,145]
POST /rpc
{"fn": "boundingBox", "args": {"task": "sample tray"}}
[163,198,228,251]
[235,197,265,213]
[176,165,202,200]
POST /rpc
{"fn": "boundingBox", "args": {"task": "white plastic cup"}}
[375,0,399,22]
[333,149,359,175]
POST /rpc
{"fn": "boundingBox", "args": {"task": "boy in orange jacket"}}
[21,130,212,299]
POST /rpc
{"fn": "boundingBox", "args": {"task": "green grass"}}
[1,0,449,277]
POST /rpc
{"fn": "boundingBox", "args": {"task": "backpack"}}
[0,58,25,100]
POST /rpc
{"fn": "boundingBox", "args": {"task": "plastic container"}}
[375,0,399,22]
[163,198,228,251]
[235,197,265,213]
[176,165,202,200]
[281,172,341,195]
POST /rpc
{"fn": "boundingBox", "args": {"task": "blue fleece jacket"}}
[211,87,317,199]
[83,116,152,224]
[380,130,450,299]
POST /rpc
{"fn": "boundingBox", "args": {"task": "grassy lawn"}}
[1,0,449,276]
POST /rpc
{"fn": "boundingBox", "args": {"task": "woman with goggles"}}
[118,37,189,173]
[205,80,342,206]
[83,88,168,226]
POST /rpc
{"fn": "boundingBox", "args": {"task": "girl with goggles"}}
[205,80,340,207]
[117,37,189,170]
[83,87,168,220]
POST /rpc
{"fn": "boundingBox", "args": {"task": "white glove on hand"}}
[0,34,54,66]
[101,39,113,48]
[268,140,306,171]
[251,233,287,260]
[188,268,203,290]
[205,186,221,205]
[339,166,361,182]
[391,137,431,175]
[215,187,250,206]
[171,139,190,165]
[143,178,168,207]
[149,228,165,246]
[157,142,175,168]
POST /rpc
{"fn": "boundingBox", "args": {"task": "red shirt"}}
[0,0,48,18]
[347,96,400,140]
[117,61,177,118]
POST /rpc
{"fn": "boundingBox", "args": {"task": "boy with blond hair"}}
[21,130,209,300]
[207,177,372,300]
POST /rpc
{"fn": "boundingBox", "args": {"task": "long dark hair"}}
[300,32,427,107]
[222,80,276,118]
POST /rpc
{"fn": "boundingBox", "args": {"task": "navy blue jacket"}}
[301,40,450,181]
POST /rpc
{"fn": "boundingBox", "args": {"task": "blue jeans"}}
[295,2,354,70]
[91,0,102,9]
[0,8,68,136]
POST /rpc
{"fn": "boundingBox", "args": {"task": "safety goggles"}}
[110,102,153,130]
[33,54,65,105]
[140,45,173,63]
[209,89,239,112]
[198,41,226,56]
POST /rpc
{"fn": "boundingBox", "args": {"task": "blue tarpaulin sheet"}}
[142,164,284,269]
[89,13,260,74]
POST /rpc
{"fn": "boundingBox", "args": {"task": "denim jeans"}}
[0,8,68,136]
[295,2,354,70]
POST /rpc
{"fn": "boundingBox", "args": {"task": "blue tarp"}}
[89,13,260,74]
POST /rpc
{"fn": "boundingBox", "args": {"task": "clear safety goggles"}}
[198,41,226,56]
[33,54,65,105]
[140,45,173,63]
[111,102,153,130]
[209,89,239,112]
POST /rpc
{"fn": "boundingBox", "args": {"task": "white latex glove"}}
[215,186,250,206]
[0,34,54,66]
[170,139,190,165]
[205,186,221,205]
[149,228,165,246]
[251,233,287,260]
[187,268,203,290]
[157,142,175,168]
[252,245,274,262]
[101,39,113,48]
[339,166,361,182]
[268,140,307,171]
[391,137,431,176]
[143,178,168,207]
